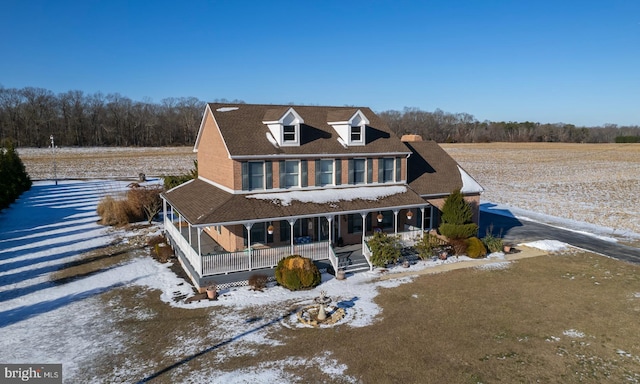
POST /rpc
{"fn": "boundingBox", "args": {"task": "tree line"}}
[379,107,640,143]
[1,86,639,147]
[0,86,233,147]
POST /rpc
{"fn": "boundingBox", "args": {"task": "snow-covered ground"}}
[1,179,638,382]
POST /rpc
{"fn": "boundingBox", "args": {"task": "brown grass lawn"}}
[83,251,640,383]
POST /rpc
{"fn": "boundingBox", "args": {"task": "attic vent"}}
[216,107,239,112]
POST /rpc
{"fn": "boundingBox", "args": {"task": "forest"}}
[1,86,638,147]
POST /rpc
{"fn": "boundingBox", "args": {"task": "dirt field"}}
[442,143,640,237]
[17,146,196,180]
[18,143,640,236]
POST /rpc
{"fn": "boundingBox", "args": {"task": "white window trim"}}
[318,159,335,186]
[282,160,300,189]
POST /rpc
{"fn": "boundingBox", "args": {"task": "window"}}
[380,158,395,183]
[282,160,299,188]
[248,161,264,190]
[283,125,296,142]
[349,159,366,185]
[347,214,363,233]
[377,211,393,229]
[350,126,362,142]
[243,223,268,245]
[316,159,334,186]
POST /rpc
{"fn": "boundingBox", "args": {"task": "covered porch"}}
[161,179,434,288]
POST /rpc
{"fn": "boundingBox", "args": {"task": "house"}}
[161,103,483,290]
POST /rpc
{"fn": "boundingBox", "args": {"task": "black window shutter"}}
[279,160,285,188]
[378,158,384,182]
[348,159,354,184]
[315,159,321,186]
[335,159,342,185]
[265,161,272,189]
[395,157,402,181]
[367,158,373,184]
[301,160,308,187]
[241,162,248,190]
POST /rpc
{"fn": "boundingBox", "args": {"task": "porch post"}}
[162,200,166,225]
[245,222,253,270]
[288,219,297,255]
[197,228,203,276]
[360,212,367,252]
[326,215,334,258]
[393,209,399,235]
[188,222,192,246]
[420,207,425,237]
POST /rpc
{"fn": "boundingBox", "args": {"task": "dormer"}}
[328,109,370,147]
[262,107,304,147]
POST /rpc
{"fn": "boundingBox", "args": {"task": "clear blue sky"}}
[1,1,639,126]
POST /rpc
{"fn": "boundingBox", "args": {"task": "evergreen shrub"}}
[275,255,321,291]
[466,237,487,258]
[367,232,401,267]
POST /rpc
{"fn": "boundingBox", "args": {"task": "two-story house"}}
[161,103,483,291]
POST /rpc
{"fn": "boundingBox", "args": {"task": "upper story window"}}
[350,126,362,142]
[349,158,366,185]
[283,125,296,142]
[281,160,299,189]
[380,158,395,183]
[248,161,264,190]
[242,161,272,191]
[316,159,334,186]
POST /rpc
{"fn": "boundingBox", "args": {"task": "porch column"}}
[162,200,167,225]
[188,222,192,246]
[360,212,368,252]
[325,216,334,258]
[393,209,399,235]
[197,228,203,276]
[420,207,425,237]
[287,219,297,255]
[245,222,253,270]
[178,213,181,232]
[325,215,334,244]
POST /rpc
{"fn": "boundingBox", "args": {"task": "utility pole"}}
[50,135,57,185]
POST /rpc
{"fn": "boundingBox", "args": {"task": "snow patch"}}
[247,185,407,206]
[563,329,585,338]
[216,107,239,112]
[521,240,569,252]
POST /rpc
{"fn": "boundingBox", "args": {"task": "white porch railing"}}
[364,229,423,247]
[165,215,202,275]
[328,246,338,273]
[201,241,331,276]
[362,240,373,271]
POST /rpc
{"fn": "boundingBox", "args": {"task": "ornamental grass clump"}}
[482,226,504,253]
[275,255,321,291]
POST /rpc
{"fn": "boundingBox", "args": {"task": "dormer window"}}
[350,126,362,142]
[263,107,303,147]
[283,125,296,142]
[328,109,369,147]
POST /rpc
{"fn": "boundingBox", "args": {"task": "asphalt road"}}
[480,210,640,265]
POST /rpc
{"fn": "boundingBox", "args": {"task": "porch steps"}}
[334,249,371,275]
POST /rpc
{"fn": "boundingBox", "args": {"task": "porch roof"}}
[162,178,427,226]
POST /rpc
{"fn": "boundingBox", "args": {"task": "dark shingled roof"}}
[405,141,464,196]
[206,103,411,157]
[162,179,427,226]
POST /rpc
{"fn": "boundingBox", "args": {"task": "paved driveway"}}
[480,207,640,265]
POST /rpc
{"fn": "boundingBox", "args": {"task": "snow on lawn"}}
[0,179,623,382]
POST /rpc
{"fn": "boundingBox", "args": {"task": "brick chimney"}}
[400,134,423,142]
